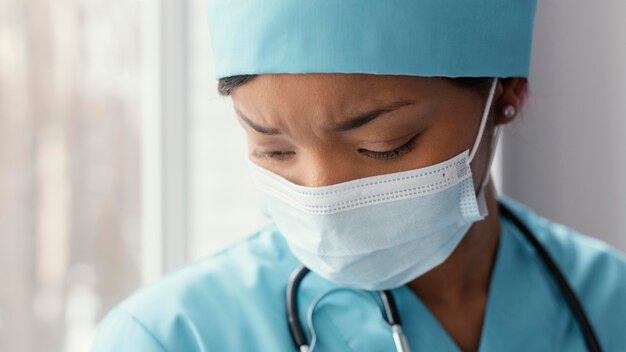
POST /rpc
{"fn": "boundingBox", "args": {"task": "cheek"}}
[407,120,475,169]
[467,125,498,190]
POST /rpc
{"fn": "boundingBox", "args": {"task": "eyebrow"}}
[234,100,416,135]
[235,108,282,135]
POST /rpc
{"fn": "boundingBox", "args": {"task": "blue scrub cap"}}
[206,1,538,80]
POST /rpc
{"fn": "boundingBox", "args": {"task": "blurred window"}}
[0,1,266,351]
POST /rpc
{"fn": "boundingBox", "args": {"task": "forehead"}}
[230,74,445,122]
[232,73,436,102]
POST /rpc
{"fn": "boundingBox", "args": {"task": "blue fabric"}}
[91,195,626,351]
[206,1,538,80]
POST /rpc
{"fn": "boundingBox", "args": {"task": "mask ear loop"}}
[475,123,503,216]
[468,77,499,164]
[466,77,499,217]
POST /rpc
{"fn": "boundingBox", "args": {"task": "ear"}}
[494,77,528,126]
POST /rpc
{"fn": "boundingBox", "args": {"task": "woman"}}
[92,1,626,351]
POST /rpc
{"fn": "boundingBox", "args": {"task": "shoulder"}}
[91,224,299,351]
[499,195,626,349]
[499,195,626,288]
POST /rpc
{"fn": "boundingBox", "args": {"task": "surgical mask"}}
[248,78,500,291]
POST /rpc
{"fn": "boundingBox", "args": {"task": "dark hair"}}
[217,74,495,98]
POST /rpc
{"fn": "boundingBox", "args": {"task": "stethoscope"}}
[286,201,603,352]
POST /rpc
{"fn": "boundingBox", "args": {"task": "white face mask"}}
[248,78,500,290]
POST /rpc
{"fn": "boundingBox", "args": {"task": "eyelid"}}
[359,132,419,151]
[358,133,420,160]
[251,133,421,162]
[251,149,295,161]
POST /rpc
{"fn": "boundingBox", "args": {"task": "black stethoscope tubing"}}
[286,201,602,352]
[287,267,406,351]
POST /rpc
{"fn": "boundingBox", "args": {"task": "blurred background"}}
[0,0,624,351]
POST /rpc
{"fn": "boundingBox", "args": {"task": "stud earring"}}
[503,105,516,119]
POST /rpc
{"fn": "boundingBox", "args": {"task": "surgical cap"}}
[206,1,538,80]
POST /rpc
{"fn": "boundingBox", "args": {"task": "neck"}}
[407,181,501,306]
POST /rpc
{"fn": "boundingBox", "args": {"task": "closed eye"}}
[358,134,419,161]
[251,149,295,161]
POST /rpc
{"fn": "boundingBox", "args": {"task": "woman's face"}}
[231,74,514,191]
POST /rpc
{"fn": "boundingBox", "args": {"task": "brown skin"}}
[230,74,526,352]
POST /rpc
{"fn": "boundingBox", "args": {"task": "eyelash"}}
[253,134,419,162]
[358,134,419,160]
[252,150,295,161]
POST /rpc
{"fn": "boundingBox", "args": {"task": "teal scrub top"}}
[91,196,626,351]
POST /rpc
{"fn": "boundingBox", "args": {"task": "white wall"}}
[500,0,626,251]
[187,0,270,261]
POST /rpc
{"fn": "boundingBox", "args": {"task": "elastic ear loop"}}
[468,77,499,164]
[464,78,499,217]
[306,288,384,352]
